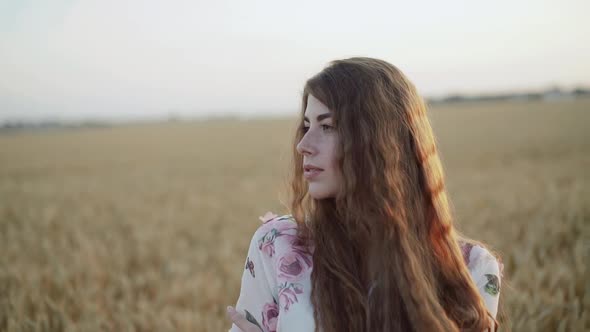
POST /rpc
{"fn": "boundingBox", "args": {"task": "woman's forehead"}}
[304,94,332,121]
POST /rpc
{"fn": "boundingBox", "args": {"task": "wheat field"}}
[0,99,588,331]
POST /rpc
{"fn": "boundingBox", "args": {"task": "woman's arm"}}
[228,222,280,332]
[467,245,502,332]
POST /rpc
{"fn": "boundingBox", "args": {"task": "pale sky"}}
[0,0,588,122]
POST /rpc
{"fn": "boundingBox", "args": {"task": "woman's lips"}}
[304,168,323,180]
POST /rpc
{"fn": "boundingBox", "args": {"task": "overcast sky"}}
[0,0,588,122]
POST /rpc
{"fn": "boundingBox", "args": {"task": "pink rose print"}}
[257,222,298,258]
[277,247,312,281]
[278,282,304,311]
[259,211,279,224]
[259,231,278,257]
[461,242,474,266]
[261,302,279,332]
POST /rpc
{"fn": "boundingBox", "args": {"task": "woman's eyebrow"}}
[304,113,332,122]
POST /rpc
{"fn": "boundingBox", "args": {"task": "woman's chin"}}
[308,186,335,200]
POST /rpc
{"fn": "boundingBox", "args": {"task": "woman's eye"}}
[301,125,334,133]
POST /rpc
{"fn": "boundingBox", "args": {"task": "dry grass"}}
[0,99,588,331]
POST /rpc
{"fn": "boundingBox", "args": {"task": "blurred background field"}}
[1,0,588,330]
[0,98,588,331]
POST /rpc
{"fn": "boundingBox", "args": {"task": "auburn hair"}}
[287,57,501,331]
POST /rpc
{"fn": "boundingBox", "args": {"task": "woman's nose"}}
[296,133,315,156]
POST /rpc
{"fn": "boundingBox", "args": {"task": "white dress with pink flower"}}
[229,213,503,332]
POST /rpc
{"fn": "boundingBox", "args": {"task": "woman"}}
[226,57,503,331]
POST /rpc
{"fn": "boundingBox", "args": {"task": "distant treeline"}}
[0,120,112,134]
[427,86,590,105]
[2,86,589,132]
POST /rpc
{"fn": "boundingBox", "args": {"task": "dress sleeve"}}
[229,224,279,332]
[468,246,502,320]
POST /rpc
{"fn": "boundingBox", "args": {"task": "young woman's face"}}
[296,94,341,199]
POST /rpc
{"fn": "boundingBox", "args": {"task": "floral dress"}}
[229,212,503,332]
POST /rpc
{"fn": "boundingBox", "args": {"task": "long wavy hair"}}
[288,57,501,331]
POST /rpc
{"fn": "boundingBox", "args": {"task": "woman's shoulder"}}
[459,241,503,275]
[459,241,503,298]
[252,212,314,287]
[254,212,298,237]
[251,212,300,259]
[459,241,503,320]
[258,212,297,227]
